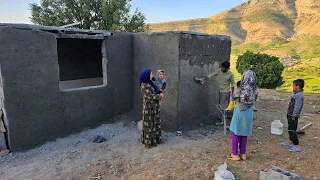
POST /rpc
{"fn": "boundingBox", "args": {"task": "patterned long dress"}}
[141,83,162,148]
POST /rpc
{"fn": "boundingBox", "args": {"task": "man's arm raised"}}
[204,69,218,80]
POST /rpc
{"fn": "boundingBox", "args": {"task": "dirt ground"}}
[0,89,319,180]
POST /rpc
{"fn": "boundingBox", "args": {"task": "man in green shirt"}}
[203,61,235,110]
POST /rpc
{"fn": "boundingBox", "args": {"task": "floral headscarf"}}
[238,70,259,111]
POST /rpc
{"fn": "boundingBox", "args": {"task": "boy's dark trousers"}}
[287,115,299,145]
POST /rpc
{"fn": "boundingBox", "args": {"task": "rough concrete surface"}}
[133,32,180,130]
[0,27,133,151]
[133,32,231,130]
[0,24,230,151]
[177,33,231,127]
[260,166,301,180]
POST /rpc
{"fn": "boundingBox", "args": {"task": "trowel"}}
[193,76,204,85]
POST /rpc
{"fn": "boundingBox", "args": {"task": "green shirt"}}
[207,69,235,92]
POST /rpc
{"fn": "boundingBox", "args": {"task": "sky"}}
[0,0,247,24]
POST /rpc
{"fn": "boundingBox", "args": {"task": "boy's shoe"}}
[193,76,204,85]
[281,141,293,147]
[290,146,301,152]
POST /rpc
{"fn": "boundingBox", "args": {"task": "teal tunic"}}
[229,103,254,136]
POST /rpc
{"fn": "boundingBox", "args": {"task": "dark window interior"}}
[57,38,103,81]
[57,38,104,90]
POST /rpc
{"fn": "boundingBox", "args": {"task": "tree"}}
[29,0,149,32]
[236,51,285,89]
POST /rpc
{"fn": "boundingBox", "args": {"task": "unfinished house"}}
[0,23,231,151]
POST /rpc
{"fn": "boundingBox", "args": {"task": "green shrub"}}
[236,51,285,89]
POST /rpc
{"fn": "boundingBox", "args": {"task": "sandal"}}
[290,146,301,152]
[240,154,246,161]
[228,154,240,161]
[281,141,293,147]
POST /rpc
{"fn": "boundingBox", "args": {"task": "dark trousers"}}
[287,115,299,145]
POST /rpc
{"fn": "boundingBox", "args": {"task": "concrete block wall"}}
[177,33,231,128]
[0,27,133,151]
[0,25,231,150]
[133,32,180,130]
[133,32,231,130]
[260,166,300,180]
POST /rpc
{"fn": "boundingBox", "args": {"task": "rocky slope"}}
[149,0,320,60]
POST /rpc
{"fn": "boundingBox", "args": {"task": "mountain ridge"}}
[149,0,320,61]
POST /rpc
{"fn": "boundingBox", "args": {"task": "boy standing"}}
[282,79,304,152]
[203,61,235,110]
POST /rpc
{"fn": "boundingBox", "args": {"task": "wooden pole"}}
[299,123,312,131]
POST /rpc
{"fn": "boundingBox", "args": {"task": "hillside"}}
[149,0,320,92]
